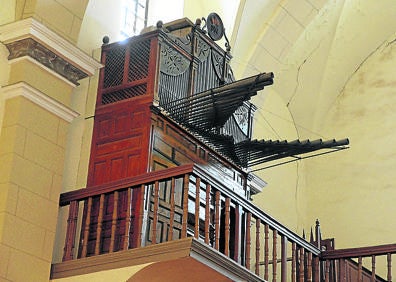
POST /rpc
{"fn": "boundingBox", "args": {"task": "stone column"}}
[0,18,101,281]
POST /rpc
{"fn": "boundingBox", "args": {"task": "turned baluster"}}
[168,178,176,241]
[204,183,211,245]
[255,218,261,276]
[181,174,189,238]
[371,255,376,282]
[214,191,221,251]
[81,197,92,258]
[313,256,320,282]
[94,194,105,255]
[299,247,304,282]
[246,212,252,270]
[306,251,312,282]
[63,200,79,261]
[234,205,242,263]
[136,185,145,248]
[292,242,296,282]
[281,235,287,282]
[325,260,330,282]
[151,181,160,244]
[194,177,201,239]
[124,188,132,249]
[358,257,363,282]
[264,224,269,280]
[224,197,231,257]
[387,253,392,282]
[109,191,119,252]
[273,229,278,282]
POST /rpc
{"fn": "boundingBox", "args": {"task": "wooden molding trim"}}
[321,243,396,260]
[1,82,79,122]
[51,238,264,281]
[0,18,102,81]
[190,238,263,282]
[51,238,194,279]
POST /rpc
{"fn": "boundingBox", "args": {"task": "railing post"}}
[62,200,79,261]
[234,204,242,263]
[109,191,119,253]
[255,218,261,276]
[306,252,312,282]
[204,183,211,245]
[358,256,363,282]
[168,178,176,241]
[246,212,252,270]
[81,197,92,258]
[194,177,201,239]
[225,197,231,257]
[94,194,105,255]
[292,242,297,282]
[387,253,392,282]
[264,224,269,281]
[299,247,304,282]
[151,181,160,244]
[313,255,320,282]
[371,255,376,282]
[137,185,145,248]
[214,191,221,251]
[273,229,278,282]
[325,260,330,282]
[181,174,190,238]
[125,188,133,249]
[281,235,287,282]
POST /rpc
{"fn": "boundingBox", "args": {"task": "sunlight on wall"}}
[147,0,184,26]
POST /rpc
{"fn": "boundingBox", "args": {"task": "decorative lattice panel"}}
[103,46,126,88]
[128,39,151,82]
[102,84,147,105]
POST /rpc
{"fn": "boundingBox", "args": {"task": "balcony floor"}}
[51,238,263,282]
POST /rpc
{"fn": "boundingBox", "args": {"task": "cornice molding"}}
[1,82,79,122]
[0,18,102,82]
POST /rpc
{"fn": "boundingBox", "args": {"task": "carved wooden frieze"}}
[196,37,210,62]
[160,43,190,76]
[211,50,224,81]
[5,38,88,85]
[165,32,192,54]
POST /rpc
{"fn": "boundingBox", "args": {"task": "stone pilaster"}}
[0,18,101,281]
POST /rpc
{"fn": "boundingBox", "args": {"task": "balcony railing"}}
[321,244,396,282]
[57,164,323,281]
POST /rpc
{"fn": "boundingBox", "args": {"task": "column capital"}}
[0,18,102,85]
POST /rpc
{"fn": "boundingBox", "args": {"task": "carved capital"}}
[0,18,102,85]
[6,38,87,85]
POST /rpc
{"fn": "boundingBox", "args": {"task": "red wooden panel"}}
[110,157,124,181]
[96,136,141,156]
[97,118,111,139]
[92,161,108,186]
[114,112,129,134]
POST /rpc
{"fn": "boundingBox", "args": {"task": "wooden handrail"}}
[321,243,396,260]
[59,164,194,206]
[192,164,321,255]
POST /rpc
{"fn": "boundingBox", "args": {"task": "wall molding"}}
[1,82,79,123]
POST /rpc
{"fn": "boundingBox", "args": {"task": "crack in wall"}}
[286,41,322,108]
[337,36,396,99]
[285,41,323,139]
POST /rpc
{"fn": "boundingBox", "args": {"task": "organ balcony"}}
[49,16,394,282]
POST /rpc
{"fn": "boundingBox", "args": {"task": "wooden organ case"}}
[82,16,273,256]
